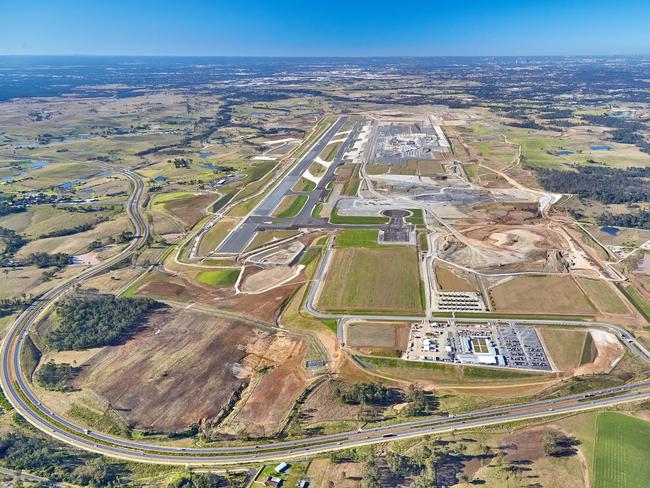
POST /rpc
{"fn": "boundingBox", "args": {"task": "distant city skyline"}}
[2,0,650,57]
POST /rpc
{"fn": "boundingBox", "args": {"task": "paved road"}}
[2,159,650,467]
[217,116,350,254]
[306,236,650,365]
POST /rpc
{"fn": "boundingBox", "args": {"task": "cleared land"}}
[346,321,411,355]
[435,266,477,292]
[306,459,363,488]
[151,192,215,229]
[577,278,629,315]
[593,412,650,488]
[71,308,297,432]
[538,328,589,371]
[230,335,309,436]
[240,265,301,293]
[490,276,595,315]
[318,247,423,313]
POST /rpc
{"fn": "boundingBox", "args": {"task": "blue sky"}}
[1,0,649,56]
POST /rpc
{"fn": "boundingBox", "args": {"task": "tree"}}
[543,431,559,456]
[338,383,389,405]
[386,451,410,477]
[403,384,433,416]
[36,361,75,391]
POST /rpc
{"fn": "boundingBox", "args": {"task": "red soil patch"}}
[136,268,303,323]
[139,281,187,298]
[73,309,275,432]
[216,272,306,322]
[233,335,309,435]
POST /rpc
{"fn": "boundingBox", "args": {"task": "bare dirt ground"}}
[574,329,624,375]
[229,334,309,436]
[136,268,306,322]
[488,275,594,315]
[346,321,411,351]
[216,275,306,322]
[299,379,361,424]
[306,459,363,488]
[71,308,289,432]
[441,223,568,272]
[500,426,547,463]
[240,265,303,294]
[435,266,478,292]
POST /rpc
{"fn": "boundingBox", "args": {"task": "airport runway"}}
[217,116,355,254]
[3,137,650,467]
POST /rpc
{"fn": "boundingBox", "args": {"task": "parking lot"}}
[403,320,553,371]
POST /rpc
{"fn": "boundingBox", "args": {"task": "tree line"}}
[597,210,650,230]
[38,217,107,239]
[0,432,124,487]
[47,293,158,350]
[534,166,650,204]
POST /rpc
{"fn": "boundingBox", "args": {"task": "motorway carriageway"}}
[3,151,650,466]
[6,377,650,465]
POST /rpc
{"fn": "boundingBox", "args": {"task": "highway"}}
[2,159,650,467]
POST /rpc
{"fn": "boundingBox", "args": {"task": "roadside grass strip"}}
[618,285,650,323]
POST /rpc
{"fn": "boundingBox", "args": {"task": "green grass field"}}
[619,285,650,322]
[196,268,240,286]
[341,165,361,196]
[292,177,316,192]
[577,278,629,315]
[197,219,236,255]
[318,246,423,312]
[405,208,425,226]
[593,412,650,488]
[329,207,388,225]
[311,202,323,217]
[358,355,543,384]
[321,140,343,162]
[335,229,380,248]
[506,128,650,169]
[274,194,308,218]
